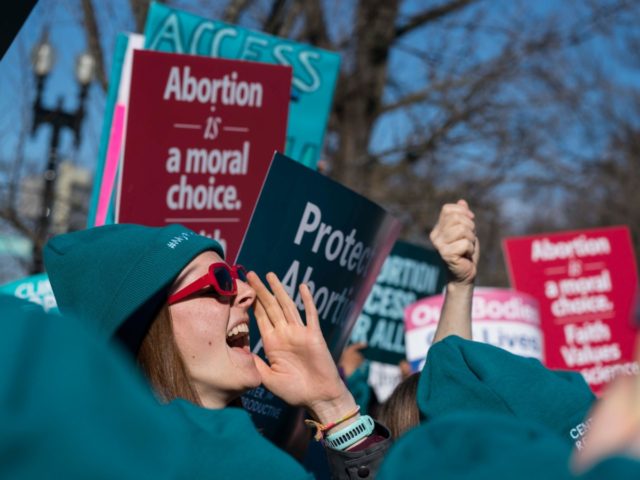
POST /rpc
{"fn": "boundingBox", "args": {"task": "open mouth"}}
[226,323,250,350]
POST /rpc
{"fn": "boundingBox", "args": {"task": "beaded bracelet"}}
[304,406,361,441]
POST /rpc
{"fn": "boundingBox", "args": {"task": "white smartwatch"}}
[324,415,375,451]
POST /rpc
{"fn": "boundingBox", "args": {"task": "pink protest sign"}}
[404,288,543,372]
[96,104,126,226]
[504,227,639,393]
[116,50,291,261]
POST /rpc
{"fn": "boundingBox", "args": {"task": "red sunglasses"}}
[168,263,248,305]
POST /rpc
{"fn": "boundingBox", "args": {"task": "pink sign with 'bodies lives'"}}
[404,288,543,372]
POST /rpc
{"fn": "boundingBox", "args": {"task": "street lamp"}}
[29,33,95,274]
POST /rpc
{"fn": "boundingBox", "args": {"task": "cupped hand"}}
[430,199,480,285]
[247,271,357,424]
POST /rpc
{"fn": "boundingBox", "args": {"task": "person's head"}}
[45,224,261,408]
[376,373,420,439]
[138,250,260,408]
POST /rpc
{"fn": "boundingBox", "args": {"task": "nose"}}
[234,278,256,309]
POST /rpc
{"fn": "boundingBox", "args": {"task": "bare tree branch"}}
[81,0,108,91]
[301,0,332,49]
[278,0,304,39]
[0,204,35,242]
[262,0,290,35]
[394,0,478,39]
[129,0,158,33]
[222,0,251,24]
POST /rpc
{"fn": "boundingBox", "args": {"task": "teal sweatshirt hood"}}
[0,295,313,479]
[418,336,596,446]
[379,411,640,479]
[0,294,188,478]
[167,399,312,479]
[379,412,576,480]
[44,224,224,352]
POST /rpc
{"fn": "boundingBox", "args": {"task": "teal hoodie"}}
[168,399,313,479]
[0,294,185,478]
[379,412,575,479]
[378,411,640,479]
[0,295,312,479]
[418,335,596,446]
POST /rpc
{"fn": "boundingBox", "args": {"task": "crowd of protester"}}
[1,200,640,479]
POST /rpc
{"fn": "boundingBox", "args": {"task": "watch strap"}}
[324,415,375,451]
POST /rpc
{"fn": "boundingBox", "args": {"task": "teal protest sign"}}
[350,241,447,365]
[0,274,58,313]
[236,153,400,444]
[144,2,340,170]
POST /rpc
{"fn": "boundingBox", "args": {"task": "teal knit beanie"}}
[44,224,224,352]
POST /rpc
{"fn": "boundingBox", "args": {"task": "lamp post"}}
[29,35,95,274]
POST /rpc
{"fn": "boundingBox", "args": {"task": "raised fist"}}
[430,199,480,285]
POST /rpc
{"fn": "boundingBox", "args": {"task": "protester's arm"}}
[429,199,479,344]
[247,272,392,479]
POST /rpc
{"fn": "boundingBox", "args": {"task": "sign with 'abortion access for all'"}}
[404,288,543,372]
[504,227,639,393]
[116,50,290,261]
[236,153,400,445]
[349,241,447,365]
[144,2,340,169]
